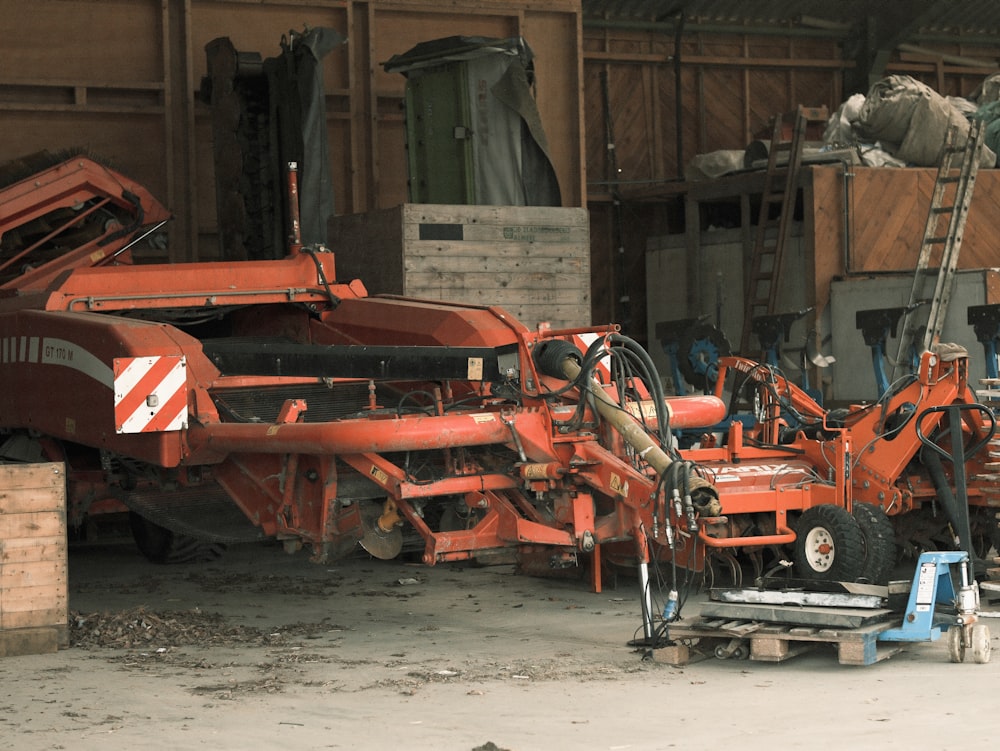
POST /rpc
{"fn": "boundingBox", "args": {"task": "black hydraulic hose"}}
[301,245,342,308]
[920,444,979,567]
[611,334,670,443]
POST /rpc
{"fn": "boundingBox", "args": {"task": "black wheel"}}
[972,507,1000,559]
[129,512,226,564]
[793,505,865,582]
[853,503,897,584]
[678,323,731,391]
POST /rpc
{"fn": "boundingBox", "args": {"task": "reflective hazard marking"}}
[114,356,188,434]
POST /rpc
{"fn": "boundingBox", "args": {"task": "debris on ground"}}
[69,607,335,650]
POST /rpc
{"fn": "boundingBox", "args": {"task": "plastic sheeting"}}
[385,36,561,207]
[853,75,995,168]
[204,28,345,261]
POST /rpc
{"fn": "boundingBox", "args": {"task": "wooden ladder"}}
[893,118,986,375]
[740,106,827,354]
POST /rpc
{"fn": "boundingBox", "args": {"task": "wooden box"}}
[329,204,592,330]
[0,463,68,656]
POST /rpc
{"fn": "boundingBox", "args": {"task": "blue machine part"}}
[880,551,970,642]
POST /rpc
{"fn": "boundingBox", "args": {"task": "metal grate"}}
[211,382,372,424]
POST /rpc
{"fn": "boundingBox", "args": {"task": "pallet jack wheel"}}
[948,625,966,663]
[971,623,991,664]
[713,639,748,660]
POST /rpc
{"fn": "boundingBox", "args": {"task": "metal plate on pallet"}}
[700,601,894,629]
[711,587,886,610]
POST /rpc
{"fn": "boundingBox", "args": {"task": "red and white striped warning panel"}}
[114,356,188,434]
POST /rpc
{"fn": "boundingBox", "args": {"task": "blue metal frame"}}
[879,551,967,642]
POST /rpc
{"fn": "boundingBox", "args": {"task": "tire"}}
[129,512,226,564]
[971,623,991,664]
[853,503,897,585]
[948,625,966,663]
[973,507,1000,559]
[792,505,865,582]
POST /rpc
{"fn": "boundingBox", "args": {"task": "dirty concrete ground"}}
[1,537,998,751]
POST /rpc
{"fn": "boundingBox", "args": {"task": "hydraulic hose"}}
[537,341,718,511]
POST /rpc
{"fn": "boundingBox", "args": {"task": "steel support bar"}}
[189,409,546,457]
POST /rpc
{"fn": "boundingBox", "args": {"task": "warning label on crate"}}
[502,225,572,242]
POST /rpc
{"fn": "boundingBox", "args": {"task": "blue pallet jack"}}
[879,550,991,663]
[879,403,997,663]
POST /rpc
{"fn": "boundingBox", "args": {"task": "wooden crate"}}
[0,463,68,656]
[329,204,592,330]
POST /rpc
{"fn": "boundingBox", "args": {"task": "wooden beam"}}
[584,50,852,69]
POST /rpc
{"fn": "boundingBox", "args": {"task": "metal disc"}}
[678,323,732,391]
[359,503,403,560]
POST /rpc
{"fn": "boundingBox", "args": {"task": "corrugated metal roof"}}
[582,0,1000,36]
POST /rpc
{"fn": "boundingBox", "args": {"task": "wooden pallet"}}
[662,616,902,666]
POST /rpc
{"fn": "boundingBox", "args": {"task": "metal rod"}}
[287,161,303,255]
[110,219,171,260]
[638,560,654,641]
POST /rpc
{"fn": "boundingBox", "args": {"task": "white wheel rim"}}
[804,526,835,572]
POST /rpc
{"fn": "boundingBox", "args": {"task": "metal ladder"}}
[893,118,986,375]
[740,106,828,354]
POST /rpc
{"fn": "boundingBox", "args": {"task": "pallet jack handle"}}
[915,403,996,566]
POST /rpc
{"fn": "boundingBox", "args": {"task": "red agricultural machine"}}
[2,147,998,643]
[0,151,731,600]
[2,32,999,645]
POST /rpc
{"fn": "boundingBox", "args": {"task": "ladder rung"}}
[924,237,949,244]
[938,175,961,184]
[931,206,955,214]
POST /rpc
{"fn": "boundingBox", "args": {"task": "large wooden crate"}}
[329,204,592,330]
[0,463,68,657]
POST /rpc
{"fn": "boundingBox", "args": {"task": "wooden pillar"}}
[685,195,701,315]
[165,0,199,262]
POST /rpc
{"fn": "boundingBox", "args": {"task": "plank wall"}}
[330,203,591,329]
[584,22,1000,346]
[811,165,1000,313]
[0,463,67,656]
[0,0,584,262]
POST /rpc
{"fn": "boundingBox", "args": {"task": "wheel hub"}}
[805,528,835,571]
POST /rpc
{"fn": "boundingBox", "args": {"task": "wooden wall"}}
[0,0,584,262]
[583,22,1000,346]
[5,3,1000,345]
[811,165,1000,311]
